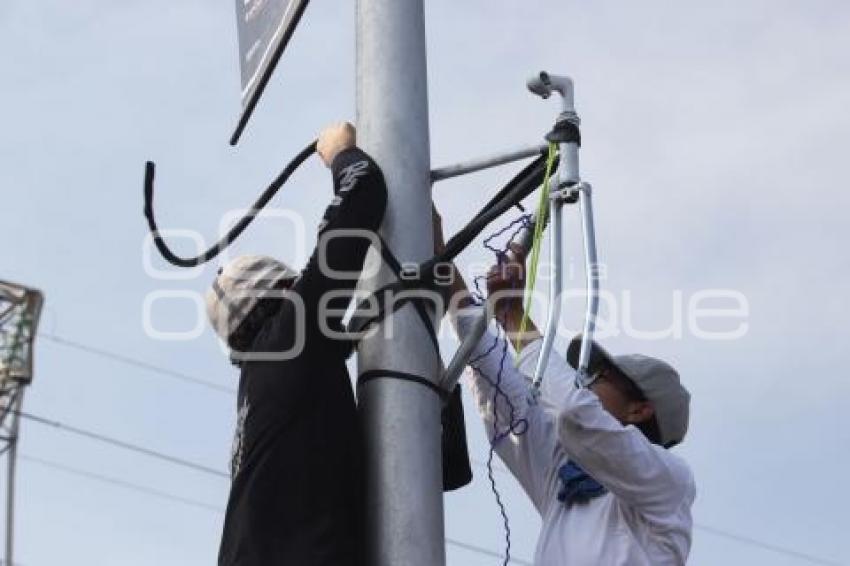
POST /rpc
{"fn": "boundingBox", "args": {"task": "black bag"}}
[441,384,473,491]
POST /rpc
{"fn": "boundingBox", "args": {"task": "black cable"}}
[461,217,846,566]
[21,453,536,565]
[347,153,552,339]
[28,336,844,565]
[432,154,552,270]
[143,140,551,379]
[143,140,318,267]
[20,454,224,513]
[694,525,843,566]
[14,408,229,479]
[144,137,547,275]
[39,332,235,394]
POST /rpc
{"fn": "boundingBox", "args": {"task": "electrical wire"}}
[38,332,235,394]
[19,453,536,565]
[20,454,224,514]
[30,332,846,564]
[13,408,228,479]
[15,402,511,490]
[463,214,845,566]
[693,525,842,566]
[20,400,841,566]
[464,458,842,566]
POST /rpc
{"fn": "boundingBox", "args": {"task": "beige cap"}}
[205,255,298,342]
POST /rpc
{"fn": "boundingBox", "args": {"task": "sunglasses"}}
[590,367,647,402]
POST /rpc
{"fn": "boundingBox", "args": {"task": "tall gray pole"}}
[355,2,445,566]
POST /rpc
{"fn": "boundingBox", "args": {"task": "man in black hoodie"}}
[206,122,386,566]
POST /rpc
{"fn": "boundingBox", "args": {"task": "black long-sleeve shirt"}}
[218,148,387,566]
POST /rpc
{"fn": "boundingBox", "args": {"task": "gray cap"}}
[567,335,690,447]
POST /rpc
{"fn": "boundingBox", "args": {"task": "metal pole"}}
[529,73,582,392]
[356,2,445,566]
[576,183,600,381]
[532,178,565,391]
[439,305,489,391]
[5,390,22,566]
[430,143,547,182]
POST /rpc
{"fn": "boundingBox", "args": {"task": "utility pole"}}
[355,2,445,566]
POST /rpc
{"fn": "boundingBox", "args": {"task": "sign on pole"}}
[230,0,310,145]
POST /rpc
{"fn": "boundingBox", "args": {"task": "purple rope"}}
[468,214,532,566]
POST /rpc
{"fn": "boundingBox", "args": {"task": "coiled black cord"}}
[142,140,318,267]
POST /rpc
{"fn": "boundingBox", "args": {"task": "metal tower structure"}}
[0,281,44,566]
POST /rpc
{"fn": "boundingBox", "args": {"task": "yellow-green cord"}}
[514,142,557,355]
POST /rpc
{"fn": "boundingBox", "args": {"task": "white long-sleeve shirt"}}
[455,308,695,566]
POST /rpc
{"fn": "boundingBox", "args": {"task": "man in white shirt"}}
[437,216,696,565]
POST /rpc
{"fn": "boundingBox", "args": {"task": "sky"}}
[2,0,850,565]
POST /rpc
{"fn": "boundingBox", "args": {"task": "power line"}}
[20,454,224,514]
[14,412,526,563]
[694,524,843,566]
[35,335,511,475]
[14,409,228,479]
[28,445,841,566]
[19,454,534,565]
[17,409,531,563]
[15,411,529,563]
[32,334,846,565]
[38,332,235,394]
[464,459,842,565]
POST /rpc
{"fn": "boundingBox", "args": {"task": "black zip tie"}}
[357,369,448,402]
